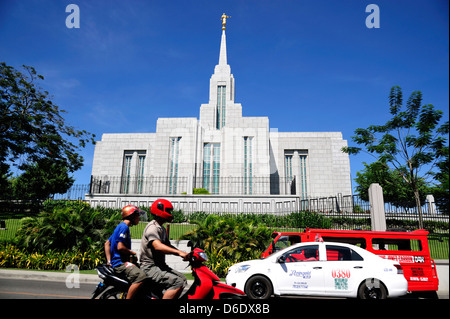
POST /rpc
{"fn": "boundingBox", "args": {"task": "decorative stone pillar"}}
[368,183,386,231]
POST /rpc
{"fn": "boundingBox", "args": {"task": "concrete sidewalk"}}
[434,260,449,299]
[0,268,100,284]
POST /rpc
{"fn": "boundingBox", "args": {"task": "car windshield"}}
[282,245,319,262]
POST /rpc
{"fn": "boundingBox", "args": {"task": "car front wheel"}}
[245,275,273,299]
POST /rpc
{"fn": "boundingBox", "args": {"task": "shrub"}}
[0,243,103,270]
[15,203,121,252]
[172,209,186,223]
[42,199,91,213]
[184,211,332,229]
[286,211,332,229]
[193,188,210,195]
[187,211,209,224]
[181,215,272,277]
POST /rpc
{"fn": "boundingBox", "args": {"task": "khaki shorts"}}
[141,264,187,291]
[114,262,147,284]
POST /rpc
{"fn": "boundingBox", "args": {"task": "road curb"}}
[0,269,100,284]
[0,268,195,288]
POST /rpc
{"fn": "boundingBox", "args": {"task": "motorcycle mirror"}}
[187,240,194,248]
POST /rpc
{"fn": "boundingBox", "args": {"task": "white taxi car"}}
[226,241,408,299]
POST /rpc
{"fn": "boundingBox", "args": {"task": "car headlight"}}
[235,264,251,273]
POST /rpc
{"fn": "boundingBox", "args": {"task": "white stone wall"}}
[85,193,302,215]
[91,133,155,177]
[152,117,198,178]
[269,132,352,198]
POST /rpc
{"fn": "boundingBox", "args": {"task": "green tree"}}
[355,160,429,211]
[0,62,95,199]
[12,158,75,201]
[343,86,449,228]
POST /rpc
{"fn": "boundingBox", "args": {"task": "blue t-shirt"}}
[108,222,131,268]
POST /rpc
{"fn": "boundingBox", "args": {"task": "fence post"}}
[89,175,93,194]
[368,183,386,231]
[187,175,193,195]
[426,194,436,215]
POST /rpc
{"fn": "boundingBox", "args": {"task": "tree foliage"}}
[11,158,75,200]
[355,160,429,210]
[15,201,121,252]
[343,86,449,227]
[0,62,95,199]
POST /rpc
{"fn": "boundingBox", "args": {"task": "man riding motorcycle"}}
[104,205,147,299]
[139,199,189,299]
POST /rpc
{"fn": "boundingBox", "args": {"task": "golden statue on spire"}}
[221,13,230,30]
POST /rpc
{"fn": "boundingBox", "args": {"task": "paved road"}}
[0,264,448,299]
[0,277,445,300]
[0,278,98,299]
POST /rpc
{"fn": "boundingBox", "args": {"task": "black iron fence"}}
[90,175,296,195]
[52,184,90,200]
[90,176,189,195]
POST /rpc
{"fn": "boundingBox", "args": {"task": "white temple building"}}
[87,15,352,210]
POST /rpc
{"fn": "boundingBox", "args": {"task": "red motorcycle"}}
[92,245,246,299]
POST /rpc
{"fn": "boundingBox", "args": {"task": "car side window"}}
[283,245,319,263]
[326,245,363,261]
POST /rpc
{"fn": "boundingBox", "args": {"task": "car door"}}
[272,244,325,295]
[321,244,365,296]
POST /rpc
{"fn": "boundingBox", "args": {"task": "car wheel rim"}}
[252,282,266,298]
[365,287,380,299]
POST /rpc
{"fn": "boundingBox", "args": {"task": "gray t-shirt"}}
[139,220,170,267]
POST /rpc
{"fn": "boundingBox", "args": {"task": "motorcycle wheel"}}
[98,287,127,299]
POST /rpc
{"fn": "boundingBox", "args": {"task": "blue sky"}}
[1,0,448,192]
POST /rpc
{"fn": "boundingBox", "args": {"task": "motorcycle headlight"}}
[198,251,208,262]
[235,265,251,273]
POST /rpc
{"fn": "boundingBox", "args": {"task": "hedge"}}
[0,243,103,270]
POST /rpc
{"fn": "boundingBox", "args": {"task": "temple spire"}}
[200,13,236,129]
[218,29,227,66]
[218,13,230,66]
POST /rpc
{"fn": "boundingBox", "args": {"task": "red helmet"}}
[121,205,146,220]
[151,199,174,222]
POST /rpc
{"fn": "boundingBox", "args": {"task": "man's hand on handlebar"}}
[179,250,189,261]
